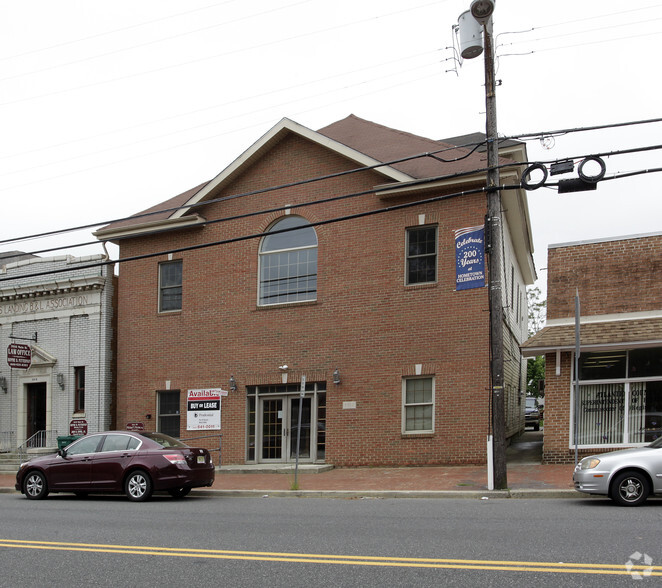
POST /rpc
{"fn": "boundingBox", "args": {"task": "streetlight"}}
[458,0,507,490]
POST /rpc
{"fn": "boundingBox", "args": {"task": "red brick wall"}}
[542,234,662,463]
[547,234,662,320]
[116,134,498,466]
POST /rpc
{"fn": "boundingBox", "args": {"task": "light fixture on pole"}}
[457,0,507,490]
[470,0,495,24]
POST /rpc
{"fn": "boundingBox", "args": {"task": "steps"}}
[0,452,20,475]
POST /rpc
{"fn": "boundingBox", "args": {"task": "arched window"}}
[259,216,318,305]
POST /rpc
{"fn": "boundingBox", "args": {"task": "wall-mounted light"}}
[0,376,7,393]
[333,368,341,385]
[145,414,152,420]
[229,375,237,392]
[56,373,65,390]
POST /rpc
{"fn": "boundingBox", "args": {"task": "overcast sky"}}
[1,0,660,296]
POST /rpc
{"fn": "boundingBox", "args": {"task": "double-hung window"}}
[159,260,182,312]
[403,377,435,433]
[157,390,180,437]
[74,366,85,412]
[406,226,437,285]
[259,216,317,305]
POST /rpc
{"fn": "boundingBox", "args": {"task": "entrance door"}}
[259,396,312,463]
[261,397,284,460]
[26,382,47,439]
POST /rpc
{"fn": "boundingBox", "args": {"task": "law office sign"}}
[454,225,486,291]
[187,388,226,431]
[7,343,32,369]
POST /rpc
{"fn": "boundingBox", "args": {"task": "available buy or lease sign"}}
[187,388,226,431]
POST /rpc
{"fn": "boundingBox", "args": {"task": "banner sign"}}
[187,389,223,431]
[454,225,486,291]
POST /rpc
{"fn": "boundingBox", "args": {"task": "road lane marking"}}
[0,539,660,576]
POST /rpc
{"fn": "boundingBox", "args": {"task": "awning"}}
[521,317,662,357]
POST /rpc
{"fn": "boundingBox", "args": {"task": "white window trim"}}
[158,259,183,313]
[404,225,438,286]
[568,350,662,450]
[402,376,435,434]
[257,222,318,307]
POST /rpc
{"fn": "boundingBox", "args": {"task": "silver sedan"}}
[573,436,662,506]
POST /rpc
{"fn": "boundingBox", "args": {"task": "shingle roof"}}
[521,317,662,356]
[318,114,488,180]
[96,115,515,238]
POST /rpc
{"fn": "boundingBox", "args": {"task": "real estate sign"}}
[186,388,224,431]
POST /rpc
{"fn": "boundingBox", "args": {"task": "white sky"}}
[1,0,661,295]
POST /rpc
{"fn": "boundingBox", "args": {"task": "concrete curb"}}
[189,488,588,500]
[0,486,589,499]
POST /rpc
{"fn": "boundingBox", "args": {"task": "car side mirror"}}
[58,448,67,457]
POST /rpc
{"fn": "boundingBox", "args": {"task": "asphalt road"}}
[0,493,660,587]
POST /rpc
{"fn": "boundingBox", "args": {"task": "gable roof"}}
[94,116,532,284]
[318,115,489,180]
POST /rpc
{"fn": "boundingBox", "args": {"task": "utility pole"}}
[482,19,507,490]
[458,0,507,490]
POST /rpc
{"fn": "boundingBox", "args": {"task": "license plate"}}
[197,455,206,464]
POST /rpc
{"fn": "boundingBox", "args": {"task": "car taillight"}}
[163,453,186,465]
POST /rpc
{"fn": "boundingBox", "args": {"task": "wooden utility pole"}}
[482,19,507,490]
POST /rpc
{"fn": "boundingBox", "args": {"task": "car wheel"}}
[24,470,49,500]
[534,423,540,431]
[611,471,650,506]
[168,486,192,499]
[125,470,153,502]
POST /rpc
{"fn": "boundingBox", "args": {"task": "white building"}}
[0,253,115,450]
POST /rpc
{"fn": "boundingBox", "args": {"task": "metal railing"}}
[17,430,59,462]
[0,431,16,453]
[179,434,222,466]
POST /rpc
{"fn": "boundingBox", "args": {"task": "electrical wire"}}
[3,137,662,260]
[3,160,662,282]
[0,182,502,282]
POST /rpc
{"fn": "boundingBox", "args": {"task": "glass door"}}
[261,397,284,461]
[289,396,311,460]
[259,395,313,463]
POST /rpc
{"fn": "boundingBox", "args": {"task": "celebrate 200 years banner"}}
[454,225,486,291]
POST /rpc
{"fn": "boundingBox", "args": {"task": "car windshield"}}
[526,398,536,409]
[141,432,189,448]
[648,436,662,448]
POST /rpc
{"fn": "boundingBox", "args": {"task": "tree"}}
[526,286,547,398]
[527,285,546,337]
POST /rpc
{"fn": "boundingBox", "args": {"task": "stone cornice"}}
[0,276,106,302]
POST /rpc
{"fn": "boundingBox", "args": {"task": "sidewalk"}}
[0,431,581,499]
[0,463,578,498]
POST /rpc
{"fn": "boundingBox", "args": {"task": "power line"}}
[6,158,662,284]
[2,128,662,257]
[0,182,497,282]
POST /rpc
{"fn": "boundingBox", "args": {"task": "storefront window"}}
[574,348,662,446]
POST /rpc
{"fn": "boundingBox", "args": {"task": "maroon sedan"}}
[15,431,215,501]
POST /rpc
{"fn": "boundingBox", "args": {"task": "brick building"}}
[96,115,536,466]
[0,254,116,450]
[522,232,662,464]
